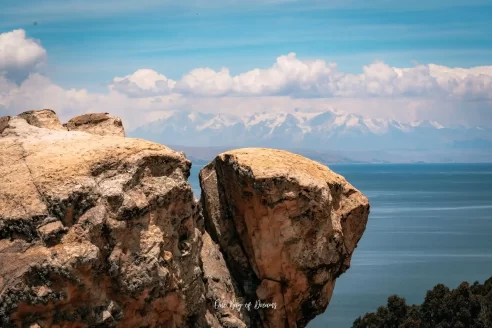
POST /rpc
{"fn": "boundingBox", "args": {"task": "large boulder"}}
[199,148,370,328]
[66,113,125,137]
[0,113,205,327]
[18,109,66,131]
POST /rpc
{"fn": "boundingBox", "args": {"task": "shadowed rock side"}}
[0,110,369,328]
[0,115,10,134]
[66,113,125,137]
[200,231,251,328]
[0,113,206,327]
[199,148,370,328]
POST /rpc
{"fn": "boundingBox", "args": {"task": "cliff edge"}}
[0,110,369,328]
[200,148,369,327]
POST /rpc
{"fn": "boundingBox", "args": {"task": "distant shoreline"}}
[164,144,492,166]
[189,160,492,166]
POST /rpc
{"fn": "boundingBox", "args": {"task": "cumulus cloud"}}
[1,73,95,119]
[110,53,492,101]
[0,35,491,130]
[2,72,490,130]
[0,72,189,129]
[0,29,47,82]
[109,69,176,98]
[427,64,492,101]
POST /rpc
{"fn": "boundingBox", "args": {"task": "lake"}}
[188,163,492,328]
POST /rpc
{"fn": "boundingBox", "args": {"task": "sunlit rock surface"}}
[200,148,369,327]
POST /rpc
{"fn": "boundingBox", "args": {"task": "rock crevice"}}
[198,149,370,327]
[0,110,369,328]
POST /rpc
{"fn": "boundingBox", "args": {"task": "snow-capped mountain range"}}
[130,109,492,152]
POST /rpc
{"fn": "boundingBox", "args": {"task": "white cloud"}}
[0,29,490,130]
[110,69,176,98]
[1,73,94,120]
[176,68,233,97]
[0,29,47,82]
[109,53,492,101]
[0,72,188,129]
[1,72,491,130]
[428,64,492,101]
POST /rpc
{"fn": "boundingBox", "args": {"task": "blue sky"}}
[1,0,492,129]
[2,0,492,90]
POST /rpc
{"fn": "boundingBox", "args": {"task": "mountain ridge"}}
[129,109,492,160]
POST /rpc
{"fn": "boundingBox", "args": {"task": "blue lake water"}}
[188,163,492,328]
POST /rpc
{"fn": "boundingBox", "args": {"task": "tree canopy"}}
[352,277,492,328]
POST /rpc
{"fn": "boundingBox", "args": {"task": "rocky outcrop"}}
[0,113,205,327]
[66,113,125,137]
[18,109,66,131]
[200,148,369,328]
[0,110,370,328]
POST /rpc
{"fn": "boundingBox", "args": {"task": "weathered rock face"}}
[0,110,369,328]
[199,148,370,328]
[66,113,125,137]
[0,113,205,327]
[200,231,250,328]
[0,115,10,134]
[18,109,66,131]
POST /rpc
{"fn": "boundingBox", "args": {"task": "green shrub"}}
[352,277,492,328]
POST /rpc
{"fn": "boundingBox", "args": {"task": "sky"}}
[1,0,492,130]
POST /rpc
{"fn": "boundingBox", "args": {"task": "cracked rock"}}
[38,220,67,243]
[1,110,370,328]
[0,110,205,327]
[199,148,370,327]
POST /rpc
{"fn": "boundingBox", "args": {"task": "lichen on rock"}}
[0,111,205,327]
[199,148,370,327]
[0,110,370,328]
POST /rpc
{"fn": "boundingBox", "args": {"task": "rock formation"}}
[66,113,125,137]
[18,109,66,131]
[0,112,205,327]
[199,149,369,327]
[0,110,370,328]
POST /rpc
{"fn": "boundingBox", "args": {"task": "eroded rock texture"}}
[0,110,370,328]
[66,113,125,137]
[18,109,66,131]
[200,148,370,328]
[0,113,205,327]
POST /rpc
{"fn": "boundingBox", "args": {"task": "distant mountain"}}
[130,109,492,154]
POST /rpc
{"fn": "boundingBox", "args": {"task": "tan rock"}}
[0,111,205,327]
[18,109,66,130]
[0,116,10,134]
[37,219,67,244]
[201,231,250,328]
[66,113,125,137]
[200,148,370,328]
[1,109,370,328]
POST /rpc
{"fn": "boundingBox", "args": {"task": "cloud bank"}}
[1,29,491,130]
[110,53,492,100]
